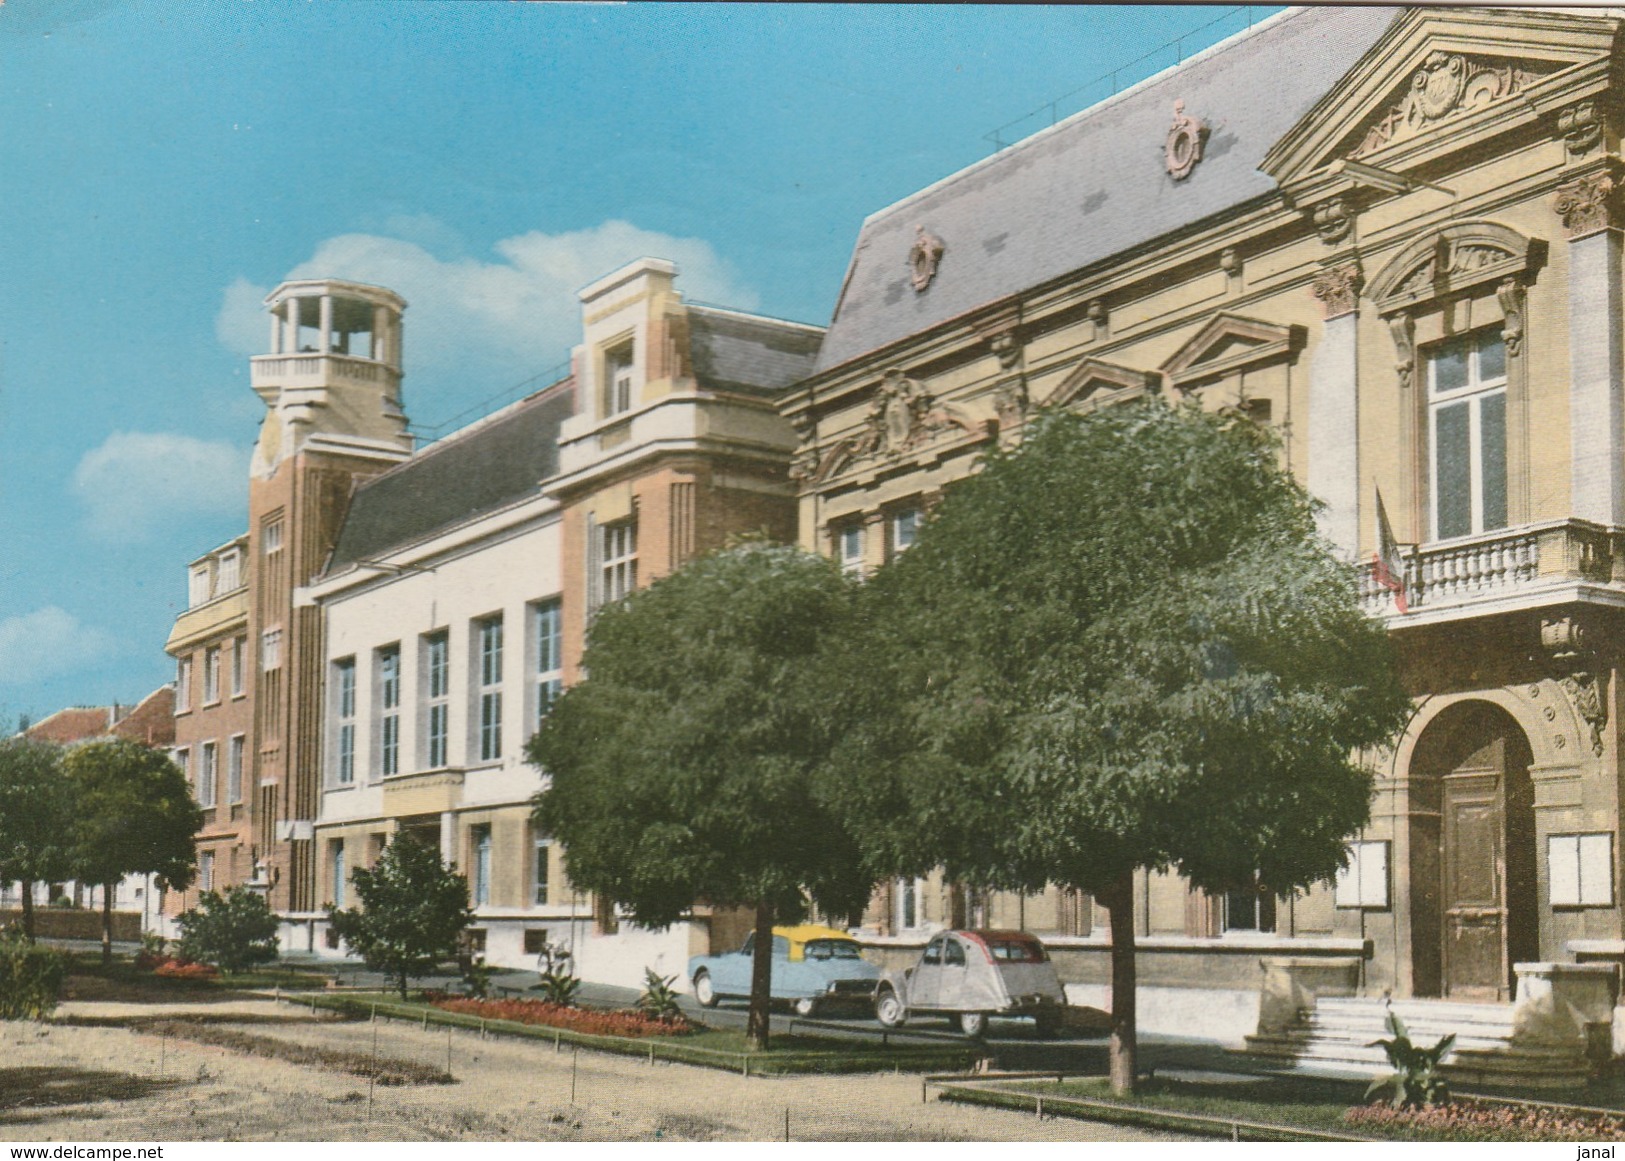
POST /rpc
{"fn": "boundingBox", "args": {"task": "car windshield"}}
[804,939,861,960]
[986,939,1047,963]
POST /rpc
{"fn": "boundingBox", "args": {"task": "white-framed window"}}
[199,849,214,893]
[331,841,346,908]
[533,833,551,907]
[475,616,504,762]
[227,734,245,805]
[262,519,283,556]
[1549,833,1614,907]
[376,645,400,778]
[189,565,212,608]
[889,507,920,559]
[424,631,449,768]
[333,658,356,785]
[1223,879,1277,933]
[1429,327,1507,541]
[231,635,247,697]
[215,549,241,593]
[198,741,217,808]
[837,523,865,577]
[894,876,928,931]
[1335,840,1390,908]
[174,747,190,784]
[602,521,637,604]
[472,825,493,907]
[203,646,221,704]
[532,599,562,731]
[176,657,193,712]
[261,628,282,672]
[605,340,634,416]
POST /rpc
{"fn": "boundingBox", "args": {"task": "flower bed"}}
[422,992,693,1038]
[150,957,219,980]
[1346,1099,1625,1143]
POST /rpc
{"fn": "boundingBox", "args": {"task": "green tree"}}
[529,543,874,1050]
[63,739,200,966]
[326,837,472,1000]
[0,739,72,941]
[844,402,1410,1093]
[175,886,280,974]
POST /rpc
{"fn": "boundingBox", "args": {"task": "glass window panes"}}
[377,646,400,777]
[1429,327,1509,541]
[334,659,356,785]
[425,632,449,768]
[477,617,503,762]
[533,599,563,730]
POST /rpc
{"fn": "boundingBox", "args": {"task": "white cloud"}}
[72,432,249,543]
[214,219,761,409]
[0,607,113,685]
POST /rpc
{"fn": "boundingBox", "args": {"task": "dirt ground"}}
[1,998,1189,1142]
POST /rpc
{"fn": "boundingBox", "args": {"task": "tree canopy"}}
[842,401,1410,1089]
[0,738,72,940]
[63,739,200,964]
[176,886,280,974]
[529,542,872,1047]
[327,837,472,1000]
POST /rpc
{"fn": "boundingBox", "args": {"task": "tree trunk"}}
[398,970,409,1002]
[19,880,35,941]
[1101,870,1138,1095]
[102,882,114,968]
[745,900,774,1052]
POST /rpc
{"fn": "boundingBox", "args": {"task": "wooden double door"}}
[1412,704,1537,1000]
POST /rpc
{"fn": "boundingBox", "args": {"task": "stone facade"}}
[783,6,1625,1015]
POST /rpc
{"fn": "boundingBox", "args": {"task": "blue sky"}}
[0,1,1273,725]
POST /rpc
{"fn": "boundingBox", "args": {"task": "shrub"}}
[1365,1009,1454,1108]
[462,957,495,999]
[0,928,68,1019]
[175,887,279,974]
[536,967,581,1007]
[636,968,684,1024]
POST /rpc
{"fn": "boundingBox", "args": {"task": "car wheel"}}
[875,987,906,1028]
[793,996,819,1018]
[958,1011,989,1038]
[693,970,718,1008]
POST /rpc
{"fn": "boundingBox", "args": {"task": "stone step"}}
[1304,1012,1516,1039]
[1315,997,1519,1028]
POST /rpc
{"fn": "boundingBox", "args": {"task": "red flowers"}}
[144,954,220,979]
[422,992,692,1038]
[1346,1098,1625,1142]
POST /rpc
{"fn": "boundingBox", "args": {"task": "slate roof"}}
[814,5,1402,374]
[687,306,823,399]
[326,382,575,572]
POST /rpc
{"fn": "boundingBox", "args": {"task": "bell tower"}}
[250,279,412,477]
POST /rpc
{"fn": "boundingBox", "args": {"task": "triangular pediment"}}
[1046,358,1158,413]
[1161,314,1304,392]
[1263,8,1616,189]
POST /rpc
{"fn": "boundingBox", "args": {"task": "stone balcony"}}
[1359,518,1625,624]
[249,352,400,398]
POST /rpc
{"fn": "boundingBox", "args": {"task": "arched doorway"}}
[1407,701,1537,1000]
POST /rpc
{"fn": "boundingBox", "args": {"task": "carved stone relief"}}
[1558,100,1604,158]
[1351,51,1544,158]
[908,226,946,292]
[987,330,1028,436]
[1310,263,1363,319]
[1310,196,1353,245]
[1387,313,1416,392]
[1542,615,1608,758]
[1165,100,1208,181]
[1496,277,1525,356]
[1553,170,1619,239]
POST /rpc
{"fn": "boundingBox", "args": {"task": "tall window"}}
[424,632,449,768]
[176,657,192,712]
[231,635,247,697]
[476,616,504,762]
[1223,880,1277,933]
[262,519,283,557]
[331,842,346,908]
[602,521,637,604]
[334,658,356,785]
[203,646,221,704]
[227,735,245,804]
[189,565,211,607]
[606,340,634,415]
[532,599,562,731]
[1430,328,1507,541]
[216,549,241,593]
[261,628,282,672]
[199,850,214,893]
[533,833,551,906]
[377,645,400,777]
[838,523,865,577]
[472,826,493,906]
[889,507,920,559]
[198,742,217,808]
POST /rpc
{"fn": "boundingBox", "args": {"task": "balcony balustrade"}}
[250,352,394,392]
[1358,519,1625,620]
